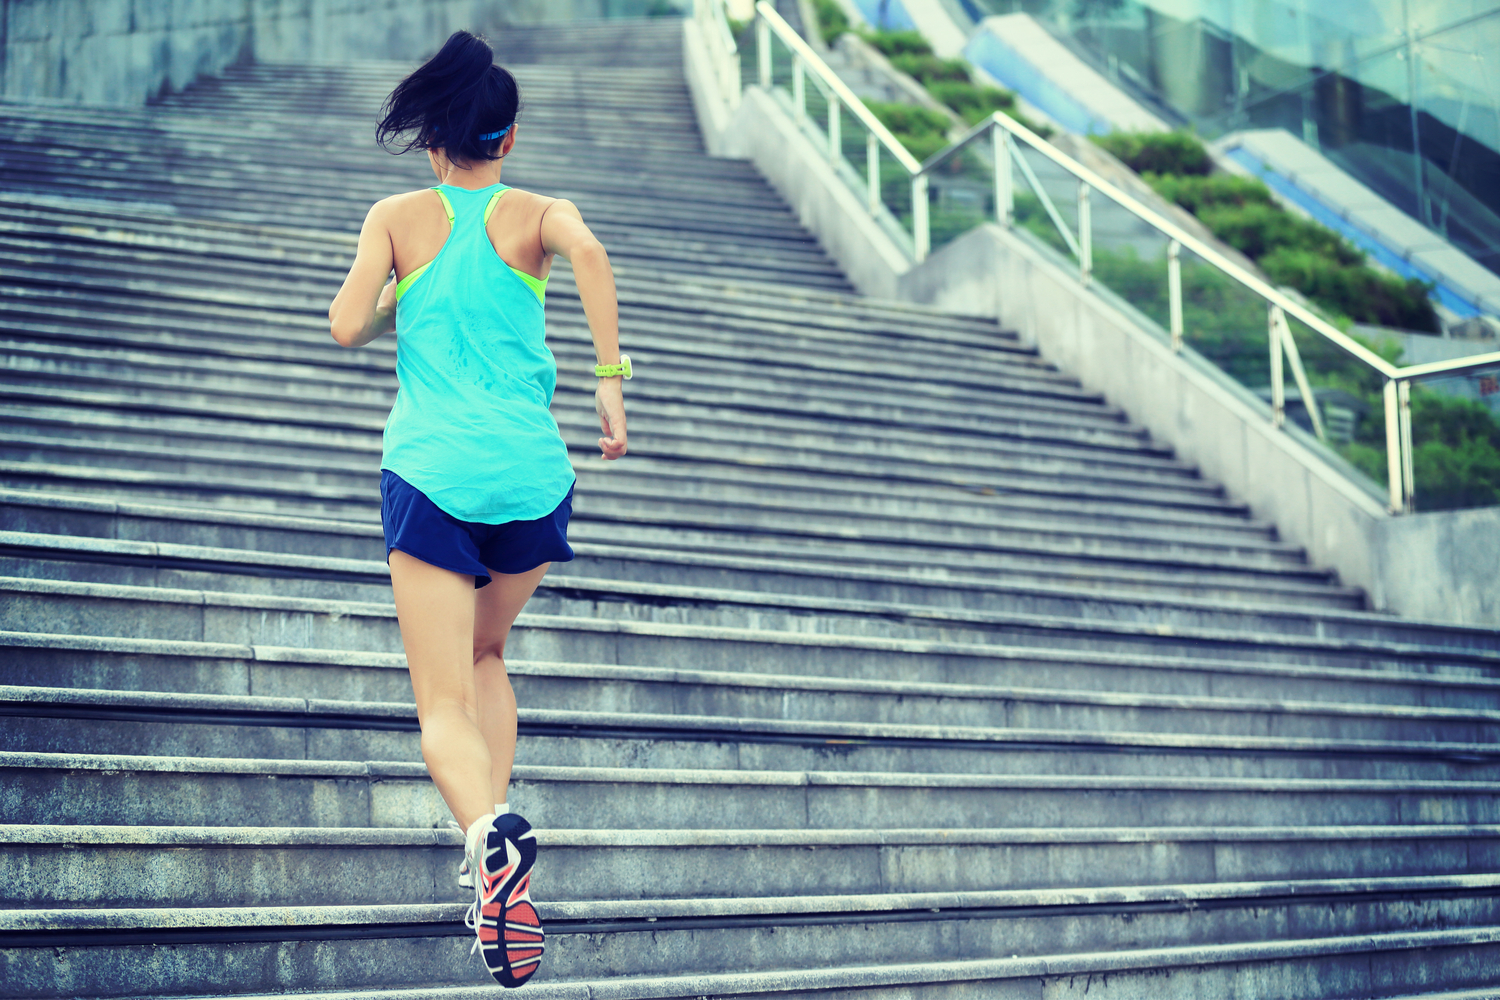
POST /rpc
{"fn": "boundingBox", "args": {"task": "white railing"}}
[747,0,1500,514]
[694,0,742,108]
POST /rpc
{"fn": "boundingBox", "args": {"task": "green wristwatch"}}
[594,354,632,379]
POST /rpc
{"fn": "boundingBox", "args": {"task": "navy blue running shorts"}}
[380,470,575,588]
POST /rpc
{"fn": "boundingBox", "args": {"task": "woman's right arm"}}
[329,200,397,348]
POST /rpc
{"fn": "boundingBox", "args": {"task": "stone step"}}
[5,683,1500,774]
[0,427,1281,569]
[0,526,1367,629]
[0,294,1102,422]
[7,563,1495,668]
[0,196,1020,342]
[2,878,1497,996]
[9,621,1500,719]
[7,749,1500,830]
[18,575,1500,687]
[0,359,1186,473]
[9,822,1499,908]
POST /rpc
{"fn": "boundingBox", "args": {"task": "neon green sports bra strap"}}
[483,188,509,224]
[432,188,455,224]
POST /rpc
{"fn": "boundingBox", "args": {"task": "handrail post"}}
[1167,239,1182,352]
[1269,304,1285,429]
[828,93,840,163]
[993,124,1012,227]
[792,59,805,121]
[1383,378,1402,512]
[913,173,930,263]
[1077,181,1092,286]
[866,133,879,214]
[757,16,771,89]
[1398,379,1415,513]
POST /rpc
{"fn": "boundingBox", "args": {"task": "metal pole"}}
[828,93,840,163]
[1383,377,1402,512]
[913,173,930,263]
[1269,304,1285,429]
[866,133,879,214]
[1398,378,1415,512]
[1167,239,1182,352]
[912,173,931,262]
[993,125,1012,227]
[1078,181,1092,286]
[757,16,770,89]
[793,59,805,121]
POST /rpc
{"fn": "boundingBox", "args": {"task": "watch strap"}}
[594,354,632,379]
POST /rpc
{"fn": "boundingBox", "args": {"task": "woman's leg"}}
[388,549,492,832]
[473,562,551,806]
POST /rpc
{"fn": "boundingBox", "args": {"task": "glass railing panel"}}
[1174,245,1272,392]
[1085,190,1172,333]
[1407,361,1500,512]
[924,129,998,254]
[1011,141,1081,260]
[1282,313,1393,502]
[766,26,795,92]
[801,75,831,147]
[878,142,915,246]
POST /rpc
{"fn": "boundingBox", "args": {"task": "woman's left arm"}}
[329,200,398,348]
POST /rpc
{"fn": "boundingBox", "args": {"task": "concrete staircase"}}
[3,16,1500,999]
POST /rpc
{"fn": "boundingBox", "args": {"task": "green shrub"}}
[809,0,850,42]
[862,29,933,58]
[1412,392,1500,509]
[927,81,1011,123]
[1197,202,1361,265]
[1259,249,1439,332]
[1144,173,1273,214]
[1141,165,1436,331]
[1093,130,1212,176]
[865,100,952,161]
[888,53,972,85]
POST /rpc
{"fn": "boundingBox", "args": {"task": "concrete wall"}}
[681,22,1500,624]
[0,0,665,106]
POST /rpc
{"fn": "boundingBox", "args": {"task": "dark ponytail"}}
[376,30,520,164]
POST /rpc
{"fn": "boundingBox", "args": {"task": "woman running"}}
[327,29,629,988]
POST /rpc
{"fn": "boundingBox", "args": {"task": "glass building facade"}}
[943,0,1500,278]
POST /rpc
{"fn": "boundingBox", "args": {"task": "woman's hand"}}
[595,378,627,460]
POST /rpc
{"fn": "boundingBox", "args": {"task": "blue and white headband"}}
[432,124,512,141]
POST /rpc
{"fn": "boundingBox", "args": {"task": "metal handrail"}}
[745,1,1500,513]
[754,3,920,173]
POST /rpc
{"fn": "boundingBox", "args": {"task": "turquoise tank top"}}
[380,183,575,524]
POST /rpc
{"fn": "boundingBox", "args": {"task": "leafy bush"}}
[927,81,1015,125]
[1259,249,1438,332]
[1143,173,1273,215]
[1412,392,1500,509]
[888,53,972,85]
[1134,160,1440,332]
[809,0,850,43]
[864,100,952,161]
[1092,130,1212,176]
[862,29,932,58]
[863,28,1051,137]
[1196,202,1361,265]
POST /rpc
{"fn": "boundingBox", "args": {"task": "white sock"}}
[495,801,508,815]
[464,812,497,863]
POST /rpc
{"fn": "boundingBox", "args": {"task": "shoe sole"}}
[476,814,544,988]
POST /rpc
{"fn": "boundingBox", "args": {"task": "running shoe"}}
[464,812,544,987]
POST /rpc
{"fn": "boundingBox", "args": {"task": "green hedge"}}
[1090,129,1499,511]
[1097,132,1439,333]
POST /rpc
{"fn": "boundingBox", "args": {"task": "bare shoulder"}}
[376,188,443,220]
[501,187,561,215]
